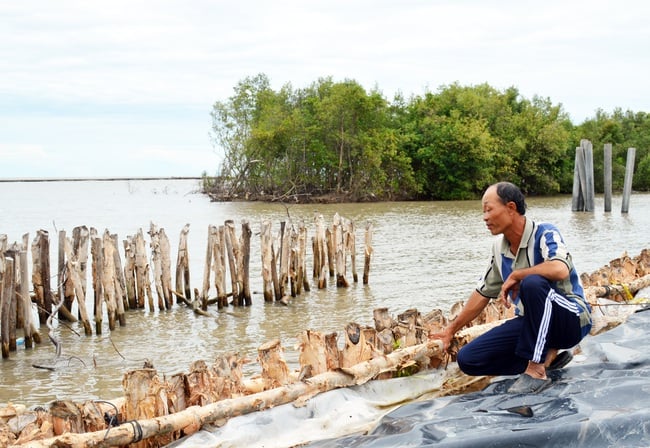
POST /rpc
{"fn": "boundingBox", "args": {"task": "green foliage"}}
[208,74,649,201]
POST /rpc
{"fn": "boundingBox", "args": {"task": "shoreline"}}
[0,176,204,183]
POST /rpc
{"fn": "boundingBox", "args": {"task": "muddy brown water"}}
[0,179,648,407]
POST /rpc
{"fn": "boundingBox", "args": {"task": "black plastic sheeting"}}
[306,308,650,448]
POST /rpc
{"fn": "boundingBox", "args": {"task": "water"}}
[0,179,648,407]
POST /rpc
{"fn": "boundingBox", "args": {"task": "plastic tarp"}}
[169,308,650,448]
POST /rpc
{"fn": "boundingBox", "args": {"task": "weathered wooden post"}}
[240,221,252,306]
[175,224,191,304]
[18,243,41,346]
[90,232,104,334]
[31,230,53,324]
[72,226,89,305]
[572,140,595,211]
[134,229,153,311]
[149,223,168,310]
[314,214,328,289]
[604,143,613,212]
[571,146,584,211]
[224,220,241,305]
[2,255,16,357]
[111,233,129,312]
[215,225,228,308]
[260,220,274,302]
[333,213,349,287]
[583,139,595,211]
[123,235,137,309]
[622,147,636,214]
[363,222,373,285]
[346,219,357,283]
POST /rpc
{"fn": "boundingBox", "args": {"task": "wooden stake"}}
[175,224,191,303]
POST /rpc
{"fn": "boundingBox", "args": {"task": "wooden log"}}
[122,368,174,448]
[2,257,14,358]
[50,400,84,436]
[278,221,290,299]
[58,230,73,321]
[240,221,252,306]
[123,236,137,309]
[174,224,191,304]
[90,233,104,334]
[31,230,52,324]
[333,213,348,287]
[258,339,290,388]
[585,273,650,303]
[622,147,636,214]
[18,246,41,347]
[101,230,119,329]
[340,322,375,368]
[298,221,310,293]
[326,227,335,279]
[363,222,373,285]
[149,223,166,311]
[224,220,240,305]
[394,309,424,348]
[158,228,173,310]
[201,225,214,303]
[110,233,129,313]
[314,214,328,289]
[260,220,274,302]
[71,226,90,306]
[135,229,154,311]
[346,219,358,283]
[604,142,613,212]
[215,226,228,308]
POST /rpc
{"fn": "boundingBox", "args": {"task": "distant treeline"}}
[203,73,650,202]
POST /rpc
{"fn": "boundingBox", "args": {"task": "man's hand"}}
[500,271,521,308]
[429,327,454,351]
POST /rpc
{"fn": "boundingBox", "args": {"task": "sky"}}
[1,0,649,179]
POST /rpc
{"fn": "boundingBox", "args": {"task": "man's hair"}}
[494,182,527,215]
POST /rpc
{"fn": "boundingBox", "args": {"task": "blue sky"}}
[2,0,649,178]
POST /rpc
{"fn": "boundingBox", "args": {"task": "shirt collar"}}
[499,216,533,258]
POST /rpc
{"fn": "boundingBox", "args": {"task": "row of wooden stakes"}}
[0,249,649,447]
[0,213,373,359]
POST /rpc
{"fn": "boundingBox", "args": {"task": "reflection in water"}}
[0,180,648,406]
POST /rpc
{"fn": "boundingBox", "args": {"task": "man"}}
[433,182,592,393]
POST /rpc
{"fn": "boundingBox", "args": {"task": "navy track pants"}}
[457,274,584,376]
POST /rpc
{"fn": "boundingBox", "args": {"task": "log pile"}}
[1,249,648,446]
[0,213,368,360]
[4,246,649,447]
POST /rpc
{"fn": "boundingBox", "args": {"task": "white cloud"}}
[1,0,649,177]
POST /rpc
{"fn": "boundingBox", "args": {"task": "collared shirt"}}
[476,217,592,336]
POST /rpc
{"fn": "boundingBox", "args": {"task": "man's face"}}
[482,186,515,235]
